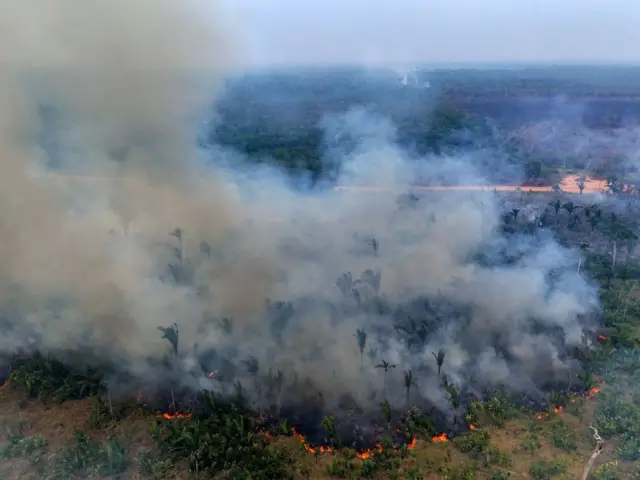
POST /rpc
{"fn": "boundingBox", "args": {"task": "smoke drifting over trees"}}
[0,0,601,438]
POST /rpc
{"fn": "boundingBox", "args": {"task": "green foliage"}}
[326,456,358,478]
[464,400,484,426]
[486,393,513,427]
[529,459,567,480]
[593,386,640,460]
[137,452,176,480]
[46,431,128,480]
[549,420,577,451]
[0,432,47,463]
[447,461,478,480]
[490,471,511,480]
[358,440,402,479]
[443,381,460,409]
[404,407,437,437]
[150,399,294,479]
[9,353,103,403]
[590,460,622,479]
[522,432,541,454]
[453,430,490,454]
[89,397,125,427]
[453,430,511,468]
[464,394,513,428]
[321,415,340,446]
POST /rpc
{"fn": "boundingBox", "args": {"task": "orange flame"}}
[432,433,448,443]
[586,387,600,399]
[291,427,334,454]
[598,335,607,341]
[355,443,385,459]
[469,424,476,430]
[208,371,217,377]
[162,412,192,420]
[290,427,414,458]
[553,406,563,414]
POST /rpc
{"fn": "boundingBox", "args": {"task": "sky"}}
[225,0,640,67]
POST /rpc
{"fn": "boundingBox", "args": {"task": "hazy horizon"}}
[227,0,640,68]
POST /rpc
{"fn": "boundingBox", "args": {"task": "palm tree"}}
[336,272,353,297]
[354,329,367,366]
[158,323,179,413]
[376,360,396,397]
[158,323,179,355]
[432,348,446,377]
[219,317,234,335]
[368,238,379,256]
[404,370,415,407]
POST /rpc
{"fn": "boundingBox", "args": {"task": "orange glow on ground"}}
[432,433,448,443]
[334,174,608,194]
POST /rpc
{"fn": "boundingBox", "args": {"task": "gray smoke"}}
[0,1,599,417]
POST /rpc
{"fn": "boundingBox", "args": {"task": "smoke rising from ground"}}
[0,1,599,421]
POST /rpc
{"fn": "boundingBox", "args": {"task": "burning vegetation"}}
[2,3,640,478]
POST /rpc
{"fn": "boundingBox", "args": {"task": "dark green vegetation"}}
[212,65,640,185]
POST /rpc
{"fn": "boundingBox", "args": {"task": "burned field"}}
[0,186,619,470]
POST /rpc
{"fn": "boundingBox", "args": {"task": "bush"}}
[47,431,128,479]
[150,396,294,479]
[9,353,103,403]
[529,460,567,480]
[0,432,47,463]
[590,460,622,479]
[550,420,577,451]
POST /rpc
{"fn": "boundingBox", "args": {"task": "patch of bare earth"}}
[0,388,168,479]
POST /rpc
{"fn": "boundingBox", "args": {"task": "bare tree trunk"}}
[107,389,114,419]
[581,426,605,480]
[581,444,604,480]
[170,387,176,414]
[612,242,618,269]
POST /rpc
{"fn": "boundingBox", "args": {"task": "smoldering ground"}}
[0,1,600,441]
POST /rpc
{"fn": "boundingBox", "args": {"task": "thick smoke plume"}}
[0,1,599,428]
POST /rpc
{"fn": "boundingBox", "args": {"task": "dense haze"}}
[234,0,640,66]
[0,0,603,427]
